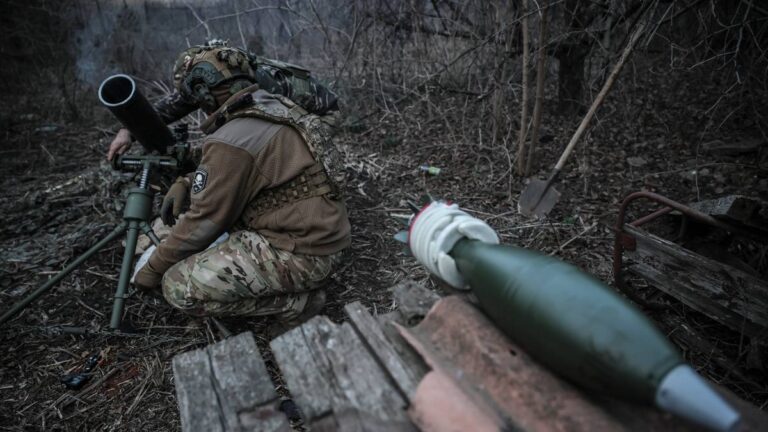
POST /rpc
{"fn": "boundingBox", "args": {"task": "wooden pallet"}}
[623,224,768,338]
[172,280,767,431]
[172,280,435,431]
[172,332,290,432]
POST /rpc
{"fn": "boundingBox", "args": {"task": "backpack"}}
[250,56,340,116]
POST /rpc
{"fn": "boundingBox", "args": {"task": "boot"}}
[267,290,326,339]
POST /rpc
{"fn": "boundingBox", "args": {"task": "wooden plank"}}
[376,312,430,387]
[689,195,760,220]
[172,332,289,432]
[311,407,417,432]
[173,349,225,432]
[379,280,439,388]
[270,315,409,424]
[624,225,768,337]
[688,195,768,232]
[701,138,764,155]
[408,369,513,431]
[399,296,768,431]
[391,279,441,325]
[397,296,629,431]
[344,301,421,399]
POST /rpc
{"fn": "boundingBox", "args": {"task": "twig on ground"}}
[75,298,105,318]
[552,222,598,254]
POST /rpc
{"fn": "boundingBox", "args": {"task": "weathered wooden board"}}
[376,280,439,389]
[690,195,761,220]
[311,407,417,432]
[397,295,768,431]
[376,311,430,389]
[270,315,410,425]
[701,138,764,155]
[344,301,422,399]
[172,332,289,432]
[688,195,768,232]
[624,225,768,338]
[391,280,441,325]
[397,296,630,431]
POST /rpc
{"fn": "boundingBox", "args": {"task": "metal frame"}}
[611,191,755,299]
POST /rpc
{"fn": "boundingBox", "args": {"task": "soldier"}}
[107,39,339,160]
[130,42,350,331]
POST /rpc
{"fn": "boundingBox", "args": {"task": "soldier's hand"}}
[134,263,163,294]
[107,128,132,161]
[161,177,190,226]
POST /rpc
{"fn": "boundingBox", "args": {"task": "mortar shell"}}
[451,239,740,431]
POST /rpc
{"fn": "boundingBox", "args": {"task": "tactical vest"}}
[200,85,344,216]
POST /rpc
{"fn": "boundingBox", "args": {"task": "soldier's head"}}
[173,40,255,113]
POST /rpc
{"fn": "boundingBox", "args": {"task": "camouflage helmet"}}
[172,40,255,112]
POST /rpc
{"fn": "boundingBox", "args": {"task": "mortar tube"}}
[98,74,174,154]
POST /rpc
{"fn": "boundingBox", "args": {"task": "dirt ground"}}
[1,56,767,430]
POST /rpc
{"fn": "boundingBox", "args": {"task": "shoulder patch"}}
[192,169,208,194]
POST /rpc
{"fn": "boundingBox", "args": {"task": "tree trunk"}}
[556,0,588,114]
[557,45,586,114]
[515,0,531,175]
[491,1,515,147]
[526,6,550,175]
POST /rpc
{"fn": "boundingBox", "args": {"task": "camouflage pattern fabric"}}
[254,65,339,115]
[172,45,256,113]
[154,91,198,125]
[161,230,340,319]
[153,57,339,124]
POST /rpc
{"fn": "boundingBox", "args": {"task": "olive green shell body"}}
[451,239,682,402]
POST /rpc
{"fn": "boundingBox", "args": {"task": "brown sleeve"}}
[148,141,256,274]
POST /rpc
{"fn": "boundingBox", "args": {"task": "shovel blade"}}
[518,179,562,217]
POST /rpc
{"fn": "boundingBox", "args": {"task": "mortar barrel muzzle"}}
[98,74,174,155]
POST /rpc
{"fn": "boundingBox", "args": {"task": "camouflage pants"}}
[161,231,340,319]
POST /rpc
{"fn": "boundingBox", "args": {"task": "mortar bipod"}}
[0,148,187,331]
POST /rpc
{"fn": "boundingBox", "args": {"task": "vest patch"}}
[192,169,208,194]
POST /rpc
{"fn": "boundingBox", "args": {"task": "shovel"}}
[519,159,567,218]
[518,18,648,217]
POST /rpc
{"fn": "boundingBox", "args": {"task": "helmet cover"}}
[172,40,255,111]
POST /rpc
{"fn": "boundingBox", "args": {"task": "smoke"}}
[71,0,331,89]
[73,4,120,84]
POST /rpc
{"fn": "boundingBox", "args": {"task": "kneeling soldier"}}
[133,43,350,330]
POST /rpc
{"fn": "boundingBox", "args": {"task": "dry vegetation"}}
[1,0,767,430]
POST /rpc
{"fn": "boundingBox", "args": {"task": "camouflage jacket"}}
[154,56,339,124]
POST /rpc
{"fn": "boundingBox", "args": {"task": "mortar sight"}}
[98,74,174,155]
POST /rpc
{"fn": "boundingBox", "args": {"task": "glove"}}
[134,261,163,294]
[161,177,190,226]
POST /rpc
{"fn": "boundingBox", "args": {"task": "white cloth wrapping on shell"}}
[130,232,230,284]
[408,202,499,289]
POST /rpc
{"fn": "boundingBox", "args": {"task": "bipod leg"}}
[139,221,161,246]
[110,220,141,330]
[0,222,128,327]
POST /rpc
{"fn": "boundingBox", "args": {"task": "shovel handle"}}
[544,168,560,187]
[554,19,647,171]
